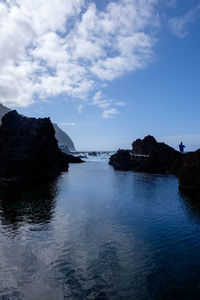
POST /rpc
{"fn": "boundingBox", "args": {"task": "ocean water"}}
[0,159,200,300]
[74,152,114,163]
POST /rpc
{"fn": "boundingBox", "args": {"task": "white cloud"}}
[60,122,76,126]
[92,91,112,108]
[0,0,158,109]
[102,108,119,119]
[169,4,200,38]
[78,104,83,114]
[115,101,126,107]
[92,90,125,118]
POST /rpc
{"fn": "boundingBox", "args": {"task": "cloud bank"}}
[0,0,158,115]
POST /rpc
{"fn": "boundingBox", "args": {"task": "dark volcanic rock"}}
[132,135,182,174]
[109,136,182,174]
[0,102,76,152]
[109,135,200,192]
[0,110,69,181]
[110,135,200,193]
[132,135,158,155]
[109,150,132,170]
[65,154,84,163]
[178,150,200,191]
[88,152,98,156]
[109,150,151,172]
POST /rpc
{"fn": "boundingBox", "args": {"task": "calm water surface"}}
[0,161,200,300]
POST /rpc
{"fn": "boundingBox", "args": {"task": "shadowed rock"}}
[178,149,200,191]
[109,135,200,192]
[109,150,132,170]
[110,136,181,174]
[132,135,182,174]
[0,102,76,152]
[65,153,84,163]
[0,110,69,181]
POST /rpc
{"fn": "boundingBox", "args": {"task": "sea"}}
[0,152,200,300]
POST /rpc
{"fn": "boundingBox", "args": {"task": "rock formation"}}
[110,136,182,174]
[109,150,132,171]
[178,149,200,191]
[0,110,70,181]
[109,135,200,192]
[65,153,83,164]
[0,103,76,152]
[88,152,98,156]
[132,135,182,174]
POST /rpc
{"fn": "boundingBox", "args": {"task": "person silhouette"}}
[179,142,185,153]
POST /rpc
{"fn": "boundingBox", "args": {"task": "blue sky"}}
[0,0,200,151]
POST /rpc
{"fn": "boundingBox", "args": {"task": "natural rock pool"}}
[0,161,200,299]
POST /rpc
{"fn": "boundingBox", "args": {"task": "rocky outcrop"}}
[109,135,200,192]
[0,111,70,181]
[178,149,200,191]
[110,136,182,174]
[65,153,84,164]
[88,152,98,156]
[0,102,76,152]
[109,150,132,170]
[132,135,182,174]
[132,135,169,155]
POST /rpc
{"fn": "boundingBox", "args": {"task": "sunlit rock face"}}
[0,110,69,181]
[0,103,11,124]
[53,123,76,152]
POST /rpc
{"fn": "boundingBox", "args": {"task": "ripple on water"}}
[0,162,200,299]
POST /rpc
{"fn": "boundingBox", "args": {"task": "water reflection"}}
[0,179,59,230]
[0,163,200,299]
[179,189,200,223]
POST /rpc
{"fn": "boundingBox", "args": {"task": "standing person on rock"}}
[179,142,185,153]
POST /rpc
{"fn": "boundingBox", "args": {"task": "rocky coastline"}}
[0,110,83,182]
[0,109,199,192]
[109,135,200,192]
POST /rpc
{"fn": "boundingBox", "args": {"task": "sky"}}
[0,0,200,151]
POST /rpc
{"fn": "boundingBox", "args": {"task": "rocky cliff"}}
[53,123,76,152]
[0,103,11,124]
[0,103,76,152]
[0,111,69,181]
